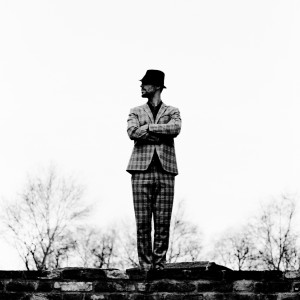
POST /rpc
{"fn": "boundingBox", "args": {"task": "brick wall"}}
[1,263,300,300]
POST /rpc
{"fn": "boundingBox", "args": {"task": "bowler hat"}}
[140,69,166,88]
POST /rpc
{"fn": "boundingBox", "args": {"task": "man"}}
[127,69,181,270]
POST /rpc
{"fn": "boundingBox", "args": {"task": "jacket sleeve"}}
[127,109,160,143]
[148,108,181,137]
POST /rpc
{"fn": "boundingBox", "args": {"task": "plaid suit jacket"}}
[127,102,181,175]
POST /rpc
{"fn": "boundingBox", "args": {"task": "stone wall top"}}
[1,263,300,300]
[0,262,299,281]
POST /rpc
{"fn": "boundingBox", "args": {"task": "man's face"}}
[141,84,158,98]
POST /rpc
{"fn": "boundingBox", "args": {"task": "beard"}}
[141,88,155,98]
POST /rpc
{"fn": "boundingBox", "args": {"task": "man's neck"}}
[147,93,162,107]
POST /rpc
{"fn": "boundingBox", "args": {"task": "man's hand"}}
[148,108,181,138]
[139,124,149,134]
[127,112,161,144]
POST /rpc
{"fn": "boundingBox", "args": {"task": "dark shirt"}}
[147,101,162,121]
[147,101,163,168]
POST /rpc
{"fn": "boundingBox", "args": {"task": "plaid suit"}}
[127,103,181,174]
[127,102,181,270]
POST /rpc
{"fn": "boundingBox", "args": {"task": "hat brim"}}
[140,79,166,89]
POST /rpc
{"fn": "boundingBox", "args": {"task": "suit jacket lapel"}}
[155,102,167,123]
[143,104,154,123]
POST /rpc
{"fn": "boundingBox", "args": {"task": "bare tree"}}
[74,227,119,268]
[118,221,139,269]
[251,193,299,271]
[167,200,202,263]
[2,166,89,270]
[212,227,257,270]
[212,194,299,271]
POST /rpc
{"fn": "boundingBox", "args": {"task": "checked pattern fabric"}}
[126,102,181,175]
[131,161,175,270]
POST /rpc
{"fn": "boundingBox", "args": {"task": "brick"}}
[254,282,264,293]
[285,272,300,280]
[23,271,44,280]
[86,295,131,300]
[277,293,300,300]
[62,294,84,300]
[95,281,129,292]
[197,280,232,292]
[39,270,62,280]
[224,272,264,281]
[26,295,49,300]
[44,294,63,300]
[165,294,204,300]
[125,269,149,281]
[94,281,111,292]
[292,282,300,292]
[232,281,264,293]
[152,270,224,281]
[263,272,284,281]
[192,272,224,281]
[223,271,282,282]
[259,295,278,300]
[147,279,196,293]
[130,295,162,300]
[6,280,38,292]
[104,270,129,280]
[25,294,63,300]
[84,295,107,300]
[125,282,136,292]
[36,281,53,292]
[61,268,106,280]
[54,282,92,292]
[264,282,291,293]
[94,281,123,292]
[147,269,189,280]
[203,292,224,300]
[233,281,257,293]
[106,294,130,300]
[0,272,24,280]
[126,269,224,281]
[163,295,184,300]
[223,293,259,300]
[134,282,147,292]
[0,292,27,300]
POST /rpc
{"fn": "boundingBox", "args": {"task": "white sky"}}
[0,0,300,269]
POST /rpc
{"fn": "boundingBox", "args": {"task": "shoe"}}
[153,264,164,271]
[140,265,152,272]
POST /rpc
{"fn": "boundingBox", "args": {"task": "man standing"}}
[127,69,181,271]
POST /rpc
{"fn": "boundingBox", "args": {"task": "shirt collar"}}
[147,100,162,110]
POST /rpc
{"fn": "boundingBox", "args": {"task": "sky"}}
[0,0,300,269]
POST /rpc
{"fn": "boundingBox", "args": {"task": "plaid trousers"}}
[131,157,175,270]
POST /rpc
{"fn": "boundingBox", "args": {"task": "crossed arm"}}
[127,108,181,143]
